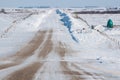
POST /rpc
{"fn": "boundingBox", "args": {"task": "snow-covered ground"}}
[77,14,120,26]
[0,9,52,57]
[0,8,120,80]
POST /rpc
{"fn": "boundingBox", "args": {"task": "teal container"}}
[107,19,113,28]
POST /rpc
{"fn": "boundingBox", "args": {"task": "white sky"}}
[0,0,119,8]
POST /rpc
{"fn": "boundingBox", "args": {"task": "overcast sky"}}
[0,0,119,8]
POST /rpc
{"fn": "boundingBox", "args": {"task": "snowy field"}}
[77,14,120,26]
[0,8,120,80]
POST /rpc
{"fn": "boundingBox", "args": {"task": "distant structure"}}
[72,7,120,14]
[0,9,6,14]
[107,7,120,11]
[19,6,50,8]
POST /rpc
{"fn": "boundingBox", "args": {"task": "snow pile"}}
[95,25,105,31]
[56,9,78,42]
[63,9,92,34]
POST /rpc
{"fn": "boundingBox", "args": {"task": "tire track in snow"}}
[6,62,43,80]
[57,41,103,80]
[55,41,84,80]
[0,29,53,80]
[55,42,66,57]
[72,63,105,80]
[60,61,85,80]
[13,30,47,59]
[0,10,54,79]
[75,62,120,80]
[38,30,53,58]
[0,30,47,70]
[0,63,17,70]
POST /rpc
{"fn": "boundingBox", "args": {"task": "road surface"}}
[0,9,120,80]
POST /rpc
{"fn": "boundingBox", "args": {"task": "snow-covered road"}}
[0,9,120,80]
